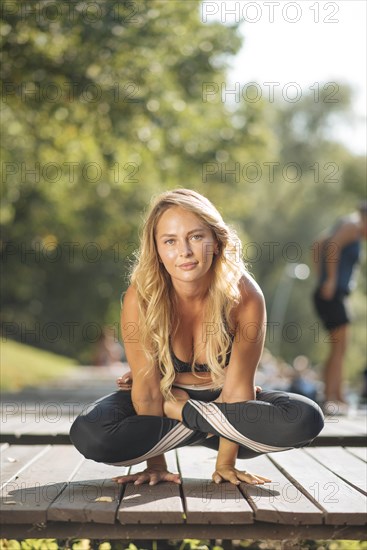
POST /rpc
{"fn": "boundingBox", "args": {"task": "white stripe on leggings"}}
[188,400,292,453]
[110,422,196,466]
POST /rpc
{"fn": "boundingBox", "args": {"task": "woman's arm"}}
[120,285,166,470]
[218,274,266,404]
[211,275,270,485]
[121,285,164,415]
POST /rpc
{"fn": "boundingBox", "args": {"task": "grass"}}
[0,339,78,391]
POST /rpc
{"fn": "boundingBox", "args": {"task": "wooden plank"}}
[48,459,125,524]
[118,450,184,524]
[310,435,365,446]
[0,445,84,524]
[345,447,367,462]
[0,416,32,435]
[15,416,73,436]
[236,454,323,524]
[304,447,367,495]
[0,415,74,444]
[324,416,366,435]
[1,445,49,486]
[269,449,367,525]
[320,420,363,437]
[177,446,253,524]
[0,433,72,445]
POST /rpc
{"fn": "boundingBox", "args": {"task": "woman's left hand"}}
[116,372,132,390]
[212,465,271,485]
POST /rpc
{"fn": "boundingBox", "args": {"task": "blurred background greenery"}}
[1,0,366,389]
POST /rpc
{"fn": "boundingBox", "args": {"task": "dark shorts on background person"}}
[313,288,350,331]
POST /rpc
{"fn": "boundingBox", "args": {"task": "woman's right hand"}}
[112,467,181,486]
[116,371,132,390]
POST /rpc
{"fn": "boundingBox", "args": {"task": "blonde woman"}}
[70,189,324,487]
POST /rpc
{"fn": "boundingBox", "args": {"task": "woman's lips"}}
[178,262,198,270]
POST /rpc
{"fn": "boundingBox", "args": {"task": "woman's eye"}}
[191,234,203,240]
[164,239,174,245]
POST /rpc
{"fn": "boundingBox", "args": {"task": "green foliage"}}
[1,0,365,375]
[1,0,247,362]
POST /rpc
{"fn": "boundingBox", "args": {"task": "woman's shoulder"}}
[232,273,265,323]
[121,284,139,311]
[238,272,264,301]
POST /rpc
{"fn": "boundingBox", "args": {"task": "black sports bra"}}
[170,334,234,373]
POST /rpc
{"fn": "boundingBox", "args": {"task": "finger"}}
[148,473,160,486]
[212,474,222,484]
[134,474,149,485]
[230,477,241,485]
[237,473,260,485]
[237,471,271,484]
[257,475,272,482]
[256,474,272,481]
[112,475,136,484]
[165,473,181,484]
[215,474,240,485]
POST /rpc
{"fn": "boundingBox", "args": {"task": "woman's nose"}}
[178,240,193,256]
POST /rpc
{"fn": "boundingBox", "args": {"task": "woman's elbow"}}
[220,387,256,403]
[131,391,164,416]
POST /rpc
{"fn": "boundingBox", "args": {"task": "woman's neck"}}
[171,281,210,308]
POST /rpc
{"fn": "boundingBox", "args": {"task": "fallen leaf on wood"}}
[94,496,113,502]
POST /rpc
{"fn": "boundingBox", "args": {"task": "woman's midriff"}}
[173,371,214,386]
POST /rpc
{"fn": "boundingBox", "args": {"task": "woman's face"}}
[155,206,219,285]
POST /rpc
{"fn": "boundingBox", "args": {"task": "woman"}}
[70,189,324,487]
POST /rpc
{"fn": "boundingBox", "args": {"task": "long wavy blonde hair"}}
[128,188,248,401]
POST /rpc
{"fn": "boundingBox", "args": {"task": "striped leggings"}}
[69,384,324,466]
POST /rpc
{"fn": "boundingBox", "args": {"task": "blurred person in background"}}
[312,201,367,414]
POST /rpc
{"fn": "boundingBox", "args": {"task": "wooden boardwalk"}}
[1,366,366,540]
[1,444,366,540]
[0,367,367,541]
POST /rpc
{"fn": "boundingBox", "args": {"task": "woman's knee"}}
[286,394,324,443]
[69,414,119,463]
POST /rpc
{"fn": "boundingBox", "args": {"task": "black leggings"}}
[69,385,324,466]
